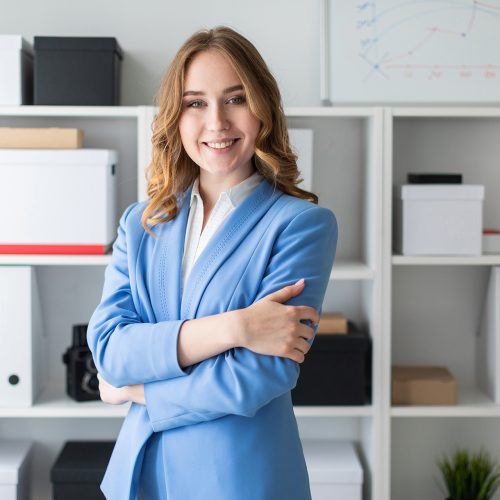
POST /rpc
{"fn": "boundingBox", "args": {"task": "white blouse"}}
[181,171,264,291]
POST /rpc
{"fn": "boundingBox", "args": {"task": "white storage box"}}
[302,439,363,500]
[0,440,32,500]
[0,149,117,254]
[0,267,46,407]
[0,36,33,105]
[394,184,484,256]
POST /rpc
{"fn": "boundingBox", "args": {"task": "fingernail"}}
[294,278,305,286]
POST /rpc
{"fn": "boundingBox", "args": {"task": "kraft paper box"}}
[317,313,348,334]
[392,366,458,406]
[0,128,83,149]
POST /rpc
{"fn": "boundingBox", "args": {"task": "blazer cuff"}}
[154,318,188,380]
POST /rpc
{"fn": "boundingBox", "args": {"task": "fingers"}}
[294,305,320,326]
[296,337,312,355]
[262,278,305,303]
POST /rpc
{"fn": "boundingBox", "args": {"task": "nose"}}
[207,102,230,132]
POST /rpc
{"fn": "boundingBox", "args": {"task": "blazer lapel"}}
[180,179,283,320]
[153,185,192,322]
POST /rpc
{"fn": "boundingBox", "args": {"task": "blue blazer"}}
[88,178,338,500]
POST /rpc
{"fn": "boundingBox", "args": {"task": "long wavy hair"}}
[142,26,318,235]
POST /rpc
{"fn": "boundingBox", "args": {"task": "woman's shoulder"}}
[119,200,148,232]
[276,192,337,229]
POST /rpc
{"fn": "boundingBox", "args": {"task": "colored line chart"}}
[329,0,500,103]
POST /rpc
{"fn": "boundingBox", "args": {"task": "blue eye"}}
[187,100,205,108]
[228,96,246,105]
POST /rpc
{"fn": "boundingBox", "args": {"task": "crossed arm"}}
[88,205,337,431]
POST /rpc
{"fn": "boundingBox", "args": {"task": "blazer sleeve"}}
[144,206,338,432]
[87,203,188,388]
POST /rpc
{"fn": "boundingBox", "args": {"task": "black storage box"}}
[292,323,372,405]
[50,441,115,500]
[34,37,122,105]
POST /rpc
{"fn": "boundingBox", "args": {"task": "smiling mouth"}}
[203,138,240,150]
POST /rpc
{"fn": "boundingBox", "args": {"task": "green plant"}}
[437,448,500,500]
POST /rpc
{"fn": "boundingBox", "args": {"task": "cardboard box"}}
[0,35,33,105]
[302,439,363,500]
[0,128,83,149]
[394,184,484,255]
[392,366,458,405]
[0,440,32,500]
[317,313,348,334]
[0,149,117,254]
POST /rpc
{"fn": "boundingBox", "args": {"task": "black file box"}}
[50,441,115,500]
[292,323,372,406]
[34,37,122,105]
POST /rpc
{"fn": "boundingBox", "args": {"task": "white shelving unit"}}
[383,107,500,500]
[0,105,384,500]
[10,105,500,500]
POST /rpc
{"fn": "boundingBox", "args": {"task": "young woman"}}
[88,26,337,500]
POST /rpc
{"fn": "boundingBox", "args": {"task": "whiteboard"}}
[328,0,500,104]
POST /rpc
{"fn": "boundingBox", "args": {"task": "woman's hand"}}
[236,279,319,363]
[97,373,146,405]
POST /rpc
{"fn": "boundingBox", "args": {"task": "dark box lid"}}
[407,173,462,184]
[34,37,122,59]
[312,322,371,353]
[50,441,115,484]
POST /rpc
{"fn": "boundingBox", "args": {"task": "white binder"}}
[0,267,47,407]
[476,267,500,403]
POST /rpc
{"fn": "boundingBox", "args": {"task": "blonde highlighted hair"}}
[142,26,318,235]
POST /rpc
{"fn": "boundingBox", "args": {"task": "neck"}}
[198,165,256,209]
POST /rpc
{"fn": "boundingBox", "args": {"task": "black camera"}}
[62,324,100,401]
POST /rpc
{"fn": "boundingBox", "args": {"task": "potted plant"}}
[436,448,500,500]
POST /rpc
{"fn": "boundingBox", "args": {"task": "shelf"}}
[331,260,375,280]
[0,257,374,278]
[0,383,373,419]
[391,107,500,118]
[294,405,373,417]
[285,106,379,117]
[0,254,112,266]
[392,255,500,266]
[391,389,500,418]
[0,384,129,418]
[0,105,140,118]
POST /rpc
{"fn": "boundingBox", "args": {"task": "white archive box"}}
[394,184,484,256]
[0,266,47,407]
[476,267,500,403]
[0,440,32,500]
[0,149,117,254]
[0,35,33,105]
[302,439,363,500]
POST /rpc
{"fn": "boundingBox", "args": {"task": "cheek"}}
[244,113,261,143]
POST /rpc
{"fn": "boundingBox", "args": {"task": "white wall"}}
[0,0,322,106]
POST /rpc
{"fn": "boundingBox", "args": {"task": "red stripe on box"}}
[0,244,109,255]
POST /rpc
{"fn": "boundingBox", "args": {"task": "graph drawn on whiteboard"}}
[329,0,500,103]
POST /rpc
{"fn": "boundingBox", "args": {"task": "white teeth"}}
[206,140,235,149]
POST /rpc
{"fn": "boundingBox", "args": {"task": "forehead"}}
[184,49,242,90]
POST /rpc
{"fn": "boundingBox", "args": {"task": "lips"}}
[203,138,240,150]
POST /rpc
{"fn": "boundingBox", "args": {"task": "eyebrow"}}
[182,84,244,97]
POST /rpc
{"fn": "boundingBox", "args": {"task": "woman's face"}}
[179,49,260,182]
